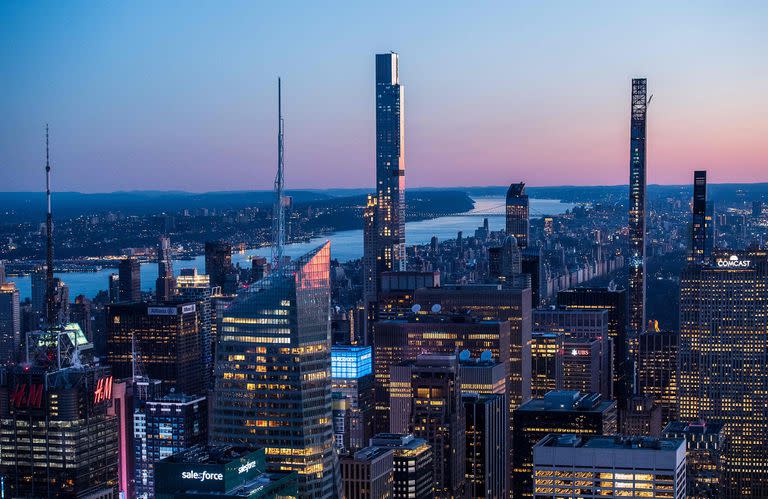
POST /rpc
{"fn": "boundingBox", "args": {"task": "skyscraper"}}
[175,268,214,388]
[156,235,175,301]
[506,182,529,248]
[0,282,20,365]
[678,251,768,496]
[340,447,394,499]
[628,78,649,335]
[119,257,141,302]
[532,434,686,499]
[663,421,725,499]
[205,240,233,290]
[107,301,203,395]
[688,170,708,264]
[368,434,434,499]
[637,329,678,426]
[375,52,406,274]
[512,391,617,498]
[390,355,465,498]
[0,326,118,497]
[331,345,375,452]
[210,242,340,498]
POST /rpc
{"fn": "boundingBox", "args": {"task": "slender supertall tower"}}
[273,78,285,270]
[689,170,707,263]
[628,79,649,337]
[375,52,405,273]
[44,124,56,327]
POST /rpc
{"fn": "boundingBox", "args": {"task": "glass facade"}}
[332,345,372,379]
[210,242,340,499]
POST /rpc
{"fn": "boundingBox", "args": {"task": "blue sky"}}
[1,1,766,191]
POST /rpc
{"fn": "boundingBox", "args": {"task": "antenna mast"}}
[272,77,285,269]
[45,124,56,327]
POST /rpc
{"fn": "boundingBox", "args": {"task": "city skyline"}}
[2,2,767,192]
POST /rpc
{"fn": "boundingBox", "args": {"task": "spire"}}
[272,77,285,270]
[45,124,56,327]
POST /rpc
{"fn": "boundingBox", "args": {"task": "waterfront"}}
[8,197,574,300]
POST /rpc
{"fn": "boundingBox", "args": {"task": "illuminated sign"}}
[94,376,113,404]
[182,304,197,314]
[11,383,44,409]
[181,470,224,482]
[148,306,178,316]
[570,349,591,356]
[238,460,257,474]
[716,255,751,268]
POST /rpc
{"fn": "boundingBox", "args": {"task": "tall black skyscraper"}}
[375,52,405,274]
[155,236,175,301]
[689,170,707,263]
[204,240,232,290]
[118,257,141,302]
[506,182,529,248]
[628,78,648,335]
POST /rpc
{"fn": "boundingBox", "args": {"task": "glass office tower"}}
[210,242,340,499]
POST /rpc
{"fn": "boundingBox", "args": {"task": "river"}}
[8,197,575,300]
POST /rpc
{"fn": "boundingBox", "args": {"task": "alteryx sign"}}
[716,255,751,268]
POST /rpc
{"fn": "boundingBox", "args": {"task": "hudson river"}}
[9,197,575,300]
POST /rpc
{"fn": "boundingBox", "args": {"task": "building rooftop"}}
[370,433,429,451]
[663,420,724,435]
[517,390,613,413]
[539,434,684,452]
[160,445,256,465]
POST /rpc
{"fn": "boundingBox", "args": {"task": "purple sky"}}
[1,1,766,192]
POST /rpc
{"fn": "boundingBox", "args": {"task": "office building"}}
[390,355,465,498]
[0,282,20,364]
[628,77,649,336]
[557,287,630,406]
[506,182,529,248]
[637,329,678,426]
[620,395,663,437]
[532,434,686,499]
[530,332,561,398]
[107,301,203,395]
[340,447,394,499]
[663,421,725,499]
[373,313,510,435]
[460,353,508,499]
[135,393,207,498]
[108,378,135,499]
[251,256,270,282]
[368,434,433,499]
[156,235,176,301]
[690,170,708,263]
[205,240,233,290]
[534,308,611,398]
[678,251,768,496]
[556,336,603,396]
[375,52,406,274]
[363,194,379,334]
[176,268,214,387]
[210,243,340,499]
[0,327,118,497]
[30,264,46,323]
[119,256,141,302]
[522,246,544,306]
[512,391,617,498]
[70,294,92,341]
[331,345,375,451]
[154,446,298,498]
[414,285,532,413]
[109,272,120,303]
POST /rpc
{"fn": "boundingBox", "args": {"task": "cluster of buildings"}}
[0,54,766,499]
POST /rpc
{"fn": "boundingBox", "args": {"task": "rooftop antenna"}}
[272,77,286,270]
[44,124,56,327]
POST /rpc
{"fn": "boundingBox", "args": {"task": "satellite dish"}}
[459,350,471,362]
[431,304,442,314]
[480,350,492,362]
[411,304,422,313]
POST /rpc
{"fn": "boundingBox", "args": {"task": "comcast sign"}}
[716,255,751,268]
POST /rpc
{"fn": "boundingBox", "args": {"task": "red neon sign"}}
[10,383,44,409]
[94,376,113,404]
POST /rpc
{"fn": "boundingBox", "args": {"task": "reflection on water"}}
[9,197,574,300]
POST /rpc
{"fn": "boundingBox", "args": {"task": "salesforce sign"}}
[155,449,266,495]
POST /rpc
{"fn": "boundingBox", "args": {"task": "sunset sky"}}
[1,1,766,192]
